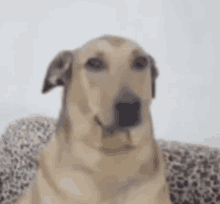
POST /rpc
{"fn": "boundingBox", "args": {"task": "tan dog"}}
[19,35,172,204]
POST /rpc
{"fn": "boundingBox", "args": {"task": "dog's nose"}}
[114,92,141,128]
[115,101,141,128]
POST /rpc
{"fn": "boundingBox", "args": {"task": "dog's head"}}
[42,35,158,149]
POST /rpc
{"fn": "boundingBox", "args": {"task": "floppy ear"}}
[149,56,159,98]
[42,50,73,94]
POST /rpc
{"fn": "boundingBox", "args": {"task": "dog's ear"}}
[149,56,159,98]
[42,51,73,94]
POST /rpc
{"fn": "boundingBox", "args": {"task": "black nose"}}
[115,100,141,128]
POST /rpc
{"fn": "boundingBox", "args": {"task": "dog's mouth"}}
[96,123,135,155]
[94,101,141,155]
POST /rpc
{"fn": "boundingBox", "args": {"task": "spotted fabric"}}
[0,116,220,204]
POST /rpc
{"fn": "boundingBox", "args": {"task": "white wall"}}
[0,0,219,147]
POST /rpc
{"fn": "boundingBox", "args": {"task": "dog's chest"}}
[36,167,167,204]
[36,168,100,204]
[97,170,169,204]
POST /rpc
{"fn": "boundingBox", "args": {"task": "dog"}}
[19,35,172,204]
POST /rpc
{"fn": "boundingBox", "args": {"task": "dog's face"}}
[42,35,158,150]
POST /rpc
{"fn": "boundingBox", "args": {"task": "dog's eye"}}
[133,56,148,70]
[57,59,64,69]
[86,58,105,71]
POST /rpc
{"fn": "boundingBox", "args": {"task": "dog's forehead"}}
[77,35,146,63]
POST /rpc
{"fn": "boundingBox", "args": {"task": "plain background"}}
[0,0,219,147]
